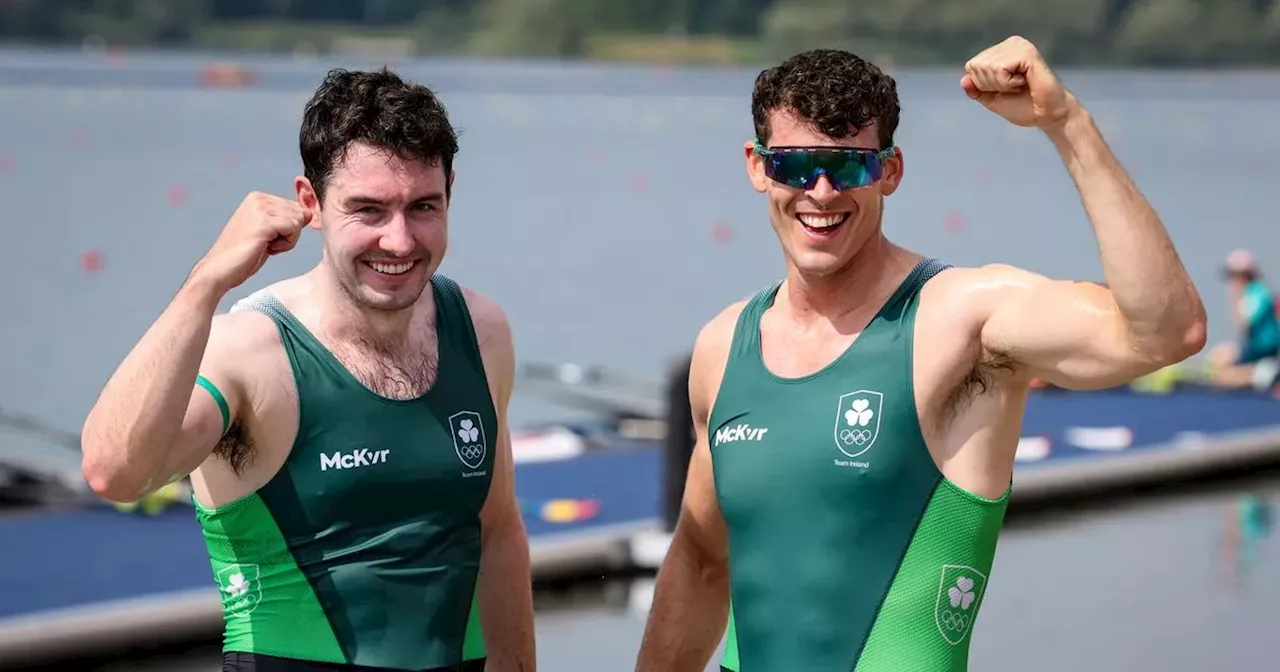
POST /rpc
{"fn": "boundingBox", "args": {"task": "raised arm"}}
[635,306,739,672]
[961,37,1206,390]
[80,192,309,501]
[469,290,536,671]
[80,278,237,501]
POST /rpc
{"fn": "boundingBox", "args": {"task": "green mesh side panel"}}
[855,479,1009,672]
[196,494,346,663]
[719,600,741,671]
[461,577,486,660]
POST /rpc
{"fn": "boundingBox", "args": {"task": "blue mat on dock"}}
[0,387,1276,622]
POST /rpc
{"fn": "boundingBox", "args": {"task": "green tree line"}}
[2,0,1279,66]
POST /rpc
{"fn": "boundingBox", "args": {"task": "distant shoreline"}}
[5,24,1280,71]
[4,41,1280,77]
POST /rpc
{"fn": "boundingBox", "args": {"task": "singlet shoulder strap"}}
[227,288,356,386]
[726,279,784,362]
[228,288,307,351]
[230,288,291,323]
[880,257,951,310]
[908,257,951,290]
[430,273,486,375]
[724,258,951,361]
[873,257,952,339]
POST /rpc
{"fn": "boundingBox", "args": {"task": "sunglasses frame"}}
[752,140,897,190]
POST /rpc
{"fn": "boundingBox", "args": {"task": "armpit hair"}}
[936,347,1019,428]
[212,419,255,476]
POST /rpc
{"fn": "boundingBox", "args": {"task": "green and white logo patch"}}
[449,410,488,470]
[934,564,987,645]
[216,563,261,618]
[834,389,883,458]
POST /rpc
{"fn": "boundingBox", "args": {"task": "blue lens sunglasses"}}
[753,139,896,191]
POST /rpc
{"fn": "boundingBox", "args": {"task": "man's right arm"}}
[635,309,737,672]
[80,278,244,502]
[81,191,308,502]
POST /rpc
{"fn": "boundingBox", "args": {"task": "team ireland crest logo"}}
[934,564,987,645]
[216,563,261,618]
[834,390,883,458]
[449,410,488,470]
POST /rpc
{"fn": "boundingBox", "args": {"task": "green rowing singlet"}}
[709,259,1010,672]
[194,274,496,670]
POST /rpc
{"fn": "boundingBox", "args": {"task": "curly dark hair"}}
[752,49,900,150]
[300,67,459,203]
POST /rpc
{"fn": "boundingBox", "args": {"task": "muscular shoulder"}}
[184,306,288,481]
[921,263,1052,328]
[205,307,282,376]
[458,286,515,404]
[916,264,1050,404]
[692,300,747,368]
[925,263,1042,298]
[688,299,749,420]
[459,286,513,356]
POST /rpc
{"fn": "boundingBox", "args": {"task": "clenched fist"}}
[962,36,1078,130]
[190,191,311,295]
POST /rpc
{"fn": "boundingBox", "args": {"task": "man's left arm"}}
[977,96,1207,389]
[468,290,536,671]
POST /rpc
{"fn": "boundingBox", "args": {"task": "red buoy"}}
[81,249,104,273]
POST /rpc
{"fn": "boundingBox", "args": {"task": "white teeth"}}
[798,213,844,229]
[370,261,414,275]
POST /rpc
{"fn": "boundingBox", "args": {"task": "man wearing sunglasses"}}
[636,37,1206,672]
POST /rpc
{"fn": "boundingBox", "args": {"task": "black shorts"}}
[222,652,486,672]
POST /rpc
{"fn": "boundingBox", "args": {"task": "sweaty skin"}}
[636,36,1205,672]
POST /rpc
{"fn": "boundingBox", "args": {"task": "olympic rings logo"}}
[939,611,970,632]
[839,429,873,445]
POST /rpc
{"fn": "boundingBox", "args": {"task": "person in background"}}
[1210,249,1279,392]
[1222,493,1272,587]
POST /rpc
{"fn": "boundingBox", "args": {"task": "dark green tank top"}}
[194,274,495,670]
[709,259,1010,672]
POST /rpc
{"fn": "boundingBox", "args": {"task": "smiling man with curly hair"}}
[636,38,1205,672]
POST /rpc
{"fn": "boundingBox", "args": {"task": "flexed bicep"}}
[978,264,1172,390]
